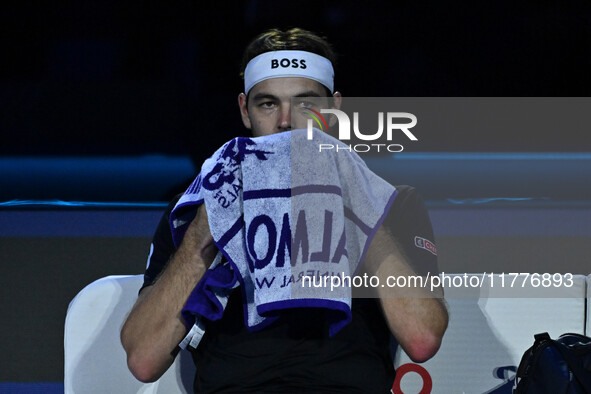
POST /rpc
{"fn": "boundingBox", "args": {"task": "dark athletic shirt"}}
[142,185,438,393]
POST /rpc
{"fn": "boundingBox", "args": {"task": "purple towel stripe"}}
[244,188,291,200]
[292,184,342,196]
[343,206,372,235]
[217,216,244,247]
[243,185,343,201]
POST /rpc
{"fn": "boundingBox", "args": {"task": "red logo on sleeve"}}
[414,236,437,256]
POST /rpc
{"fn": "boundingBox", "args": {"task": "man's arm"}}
[120,205,217,382]
[364,225,449,363]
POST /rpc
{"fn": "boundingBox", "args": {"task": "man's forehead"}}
[248,77,327,99]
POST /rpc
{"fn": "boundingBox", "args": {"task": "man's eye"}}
[297,101,315,109]
[259,101,276,109]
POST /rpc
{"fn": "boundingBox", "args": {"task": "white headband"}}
[244,50,334,94]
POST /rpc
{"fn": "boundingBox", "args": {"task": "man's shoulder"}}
[394,184,416,195]
[392,184,422,205]
[387,184,430,226]
[152,193,182,242]
[162,193,183,216]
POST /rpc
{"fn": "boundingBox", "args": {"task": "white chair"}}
[394,273,587,393]
[64,275,196,394]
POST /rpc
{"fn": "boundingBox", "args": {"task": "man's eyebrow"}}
[251,93,279,101]
[293,91,323,98]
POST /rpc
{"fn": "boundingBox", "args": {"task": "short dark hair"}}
[240,28,337,80]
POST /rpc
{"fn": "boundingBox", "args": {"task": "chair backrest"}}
[64,275,196,394]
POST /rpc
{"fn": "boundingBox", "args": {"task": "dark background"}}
[2,0,591,167]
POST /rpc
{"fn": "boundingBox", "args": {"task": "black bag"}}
[514,332,591,394]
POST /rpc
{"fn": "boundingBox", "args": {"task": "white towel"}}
[171,129,397,349]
